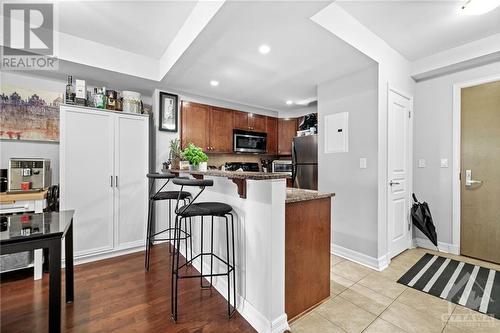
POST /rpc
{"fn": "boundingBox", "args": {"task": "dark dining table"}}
[0,210,74,333]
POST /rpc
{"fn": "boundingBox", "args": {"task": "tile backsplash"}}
[207,153,275,170]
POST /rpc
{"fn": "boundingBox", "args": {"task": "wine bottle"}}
[65,75,75,104]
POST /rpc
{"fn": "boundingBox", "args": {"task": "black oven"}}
[233,130,267,154]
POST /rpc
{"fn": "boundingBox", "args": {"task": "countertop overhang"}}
[286,188,335,204]
[169,169,289,180]
[169,169,289,199]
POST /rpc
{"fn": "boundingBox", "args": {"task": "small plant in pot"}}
[182,143,208,171]
[169,138,182,170]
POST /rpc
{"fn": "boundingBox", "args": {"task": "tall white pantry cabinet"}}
[60,105,149,262]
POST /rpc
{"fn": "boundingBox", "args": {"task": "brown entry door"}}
[460,80,500,264]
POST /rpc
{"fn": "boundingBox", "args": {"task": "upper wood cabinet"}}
[249,114,267,132]
[234,111,266,132]
[181,102,234,153]
[266,117,278,155]
[278,118,297,155]
[181,101,210,151]
[233,111,248,130]
[209,106,234,153]
[181,100,297,156]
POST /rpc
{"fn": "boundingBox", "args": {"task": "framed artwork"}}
[0,84,62,142]
[159,92,178,132]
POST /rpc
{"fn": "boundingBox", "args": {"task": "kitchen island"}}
[161,170,333,332]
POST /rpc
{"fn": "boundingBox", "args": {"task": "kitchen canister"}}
[122,91,142,114]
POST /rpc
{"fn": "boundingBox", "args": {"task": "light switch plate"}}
[360,158,367,169]
[440,158,448,168]
[418,159,426,168]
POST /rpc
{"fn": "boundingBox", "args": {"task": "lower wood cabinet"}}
[285,198,331,320]
[60,105,149,260]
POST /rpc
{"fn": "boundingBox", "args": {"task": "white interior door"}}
[387,88,412,258]
[115,114,148,248]
[60,107,115,256]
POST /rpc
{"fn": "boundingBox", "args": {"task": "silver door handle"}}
[110,175,114,187]
[115,176,118,188]
[466,179,482,186]
[465,169,482,187]
[389,180,400,186]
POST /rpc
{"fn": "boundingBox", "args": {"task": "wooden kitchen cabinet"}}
[209,106,234,153]
[234,111,266,132]
[248,113,267,132]
[278,118,297,155]
[233,111,248,130]
[266,116,278,155]
[181,101,209,150]
[285,197,331,320]
[181,101,234,153]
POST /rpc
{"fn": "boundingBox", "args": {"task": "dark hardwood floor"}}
[1,244,255,333]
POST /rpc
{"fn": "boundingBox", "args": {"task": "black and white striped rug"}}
[397,253,499,319]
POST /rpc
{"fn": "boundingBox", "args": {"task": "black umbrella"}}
[411,193,438,248]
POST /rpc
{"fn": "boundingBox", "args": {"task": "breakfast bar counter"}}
[159,170,333,332]
[169,169,289,180]
[285,187,335,203]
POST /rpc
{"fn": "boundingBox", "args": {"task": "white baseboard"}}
[73,244,145,266]
[414,238,459,254]
[331,243,388,271]
[187,252,288,333]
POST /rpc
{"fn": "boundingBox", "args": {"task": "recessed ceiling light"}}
[210,80,219,87]
[259,44,271,54]
[461,0,500,15]
[286,100,293,105]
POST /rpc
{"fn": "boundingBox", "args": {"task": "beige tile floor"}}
[290,248,500,333]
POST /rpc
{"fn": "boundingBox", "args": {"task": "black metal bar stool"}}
[145,172,192,271]
[170,178,236,321]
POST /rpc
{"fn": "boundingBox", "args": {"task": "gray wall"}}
[413,61,500,245]
[317,65,379,258]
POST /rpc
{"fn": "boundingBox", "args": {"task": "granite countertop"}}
[286,187,335,204]
[169,169,290,180]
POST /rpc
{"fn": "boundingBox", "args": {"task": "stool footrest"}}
[176,252,234,273]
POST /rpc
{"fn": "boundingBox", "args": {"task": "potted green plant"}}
[169,138,182,170]
[182,143,208,171]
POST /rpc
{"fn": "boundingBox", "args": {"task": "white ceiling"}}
[58,1,197,58]
[337,0,500,61]
[163,1,375,112]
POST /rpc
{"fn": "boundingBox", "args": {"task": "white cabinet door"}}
[60,107,115,257]
[114,114,148,248]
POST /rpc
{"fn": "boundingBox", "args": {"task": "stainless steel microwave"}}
[233,130,267,154]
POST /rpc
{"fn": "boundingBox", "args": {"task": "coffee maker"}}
[8,158,51,192]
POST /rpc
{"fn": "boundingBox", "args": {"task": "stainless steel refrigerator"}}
[292,134,318,190]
